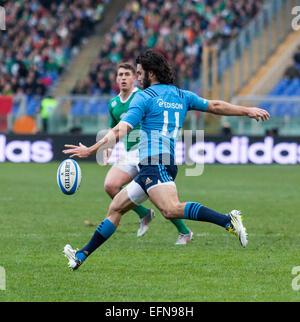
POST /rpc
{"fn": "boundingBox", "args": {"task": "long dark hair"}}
[136,49,175,85]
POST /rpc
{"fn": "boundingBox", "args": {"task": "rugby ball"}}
[57,159,81,195]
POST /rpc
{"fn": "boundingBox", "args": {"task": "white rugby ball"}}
[57,159,81,195]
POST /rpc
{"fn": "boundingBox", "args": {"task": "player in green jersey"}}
[102,62,193,244]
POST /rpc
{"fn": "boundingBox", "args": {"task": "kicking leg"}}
[147,184,248,247]
[104,166,187,240]
[145,185,193,245]
[64,187,136,270]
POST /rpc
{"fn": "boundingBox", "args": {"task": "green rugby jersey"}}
[108,87,141,152]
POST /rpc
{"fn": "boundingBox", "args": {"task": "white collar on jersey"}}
[118,87,139,103]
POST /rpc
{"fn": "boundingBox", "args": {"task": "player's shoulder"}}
[141,84,176,99]
[179,88,210,111]
[181,88,208,102]
[179,88,194,98]
[130,88,150,103]
[151,84,188,100]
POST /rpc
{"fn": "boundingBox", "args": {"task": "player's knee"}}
[108,201,121,216]
[162,209,172,219]
[161,203,181,219]
[108,198,127,216]
[104,181,120,197]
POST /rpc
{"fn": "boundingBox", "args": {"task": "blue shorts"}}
[134,164,178,194]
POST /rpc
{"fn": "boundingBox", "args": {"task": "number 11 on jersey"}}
[162,111,180,138]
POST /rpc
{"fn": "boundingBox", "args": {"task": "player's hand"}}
[103,148,112,166]
[247,107,270,122]
[63,142,90,158]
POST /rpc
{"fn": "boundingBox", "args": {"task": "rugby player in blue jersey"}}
[63,49,270,270]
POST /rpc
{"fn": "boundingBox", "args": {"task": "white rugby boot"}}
[175,230,194,245]
[137,209,155,237]
[227,210,248,248]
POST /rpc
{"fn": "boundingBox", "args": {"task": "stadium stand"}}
[64,0,263,126]
[77,0,263,98]
[263,46,300,118]
[0,0,108,120]
[2,0,296,135]
[283,45,300,81]
[225,40,300,137]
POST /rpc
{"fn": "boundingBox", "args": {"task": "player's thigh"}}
[147,184,185,219]
[108,187,136,214]
[104,166,133,189]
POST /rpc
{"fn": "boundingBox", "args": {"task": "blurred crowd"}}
[0,0,107,97]
[0,0,262,98]
[72,0,262,96]
[284,45,300,80]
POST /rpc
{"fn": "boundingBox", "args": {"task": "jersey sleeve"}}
[121,92,147,128]
[184,90,210,112]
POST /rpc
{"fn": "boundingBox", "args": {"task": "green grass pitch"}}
[0,162,299,302]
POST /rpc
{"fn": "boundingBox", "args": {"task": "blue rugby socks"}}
[76,218,116,261]
[75,204,231,263]
[184,202,231,228]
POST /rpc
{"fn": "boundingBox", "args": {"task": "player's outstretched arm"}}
[206,100,270,122]
[63,121,131,158]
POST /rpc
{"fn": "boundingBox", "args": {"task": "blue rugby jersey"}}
[121,84,209,163]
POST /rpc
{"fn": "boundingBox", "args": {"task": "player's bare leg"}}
[85,166,155,235]
[105,167,155,236]
[64,188,136,270]
[148,184,247,247]
[106,187,137,227]
[104,167,132,198]
[148,184,185,219]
